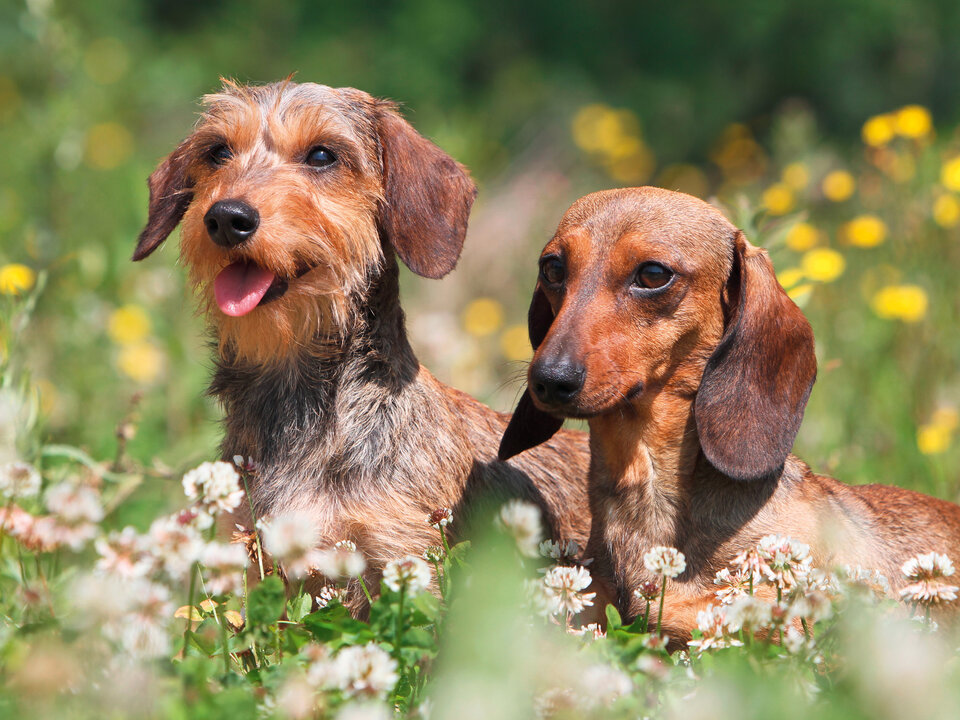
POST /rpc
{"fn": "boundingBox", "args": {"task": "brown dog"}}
[500,186,960,642]
[133,79,590,608]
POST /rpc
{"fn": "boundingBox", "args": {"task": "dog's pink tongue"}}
[214,261,276,317]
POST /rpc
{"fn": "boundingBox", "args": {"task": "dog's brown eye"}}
[540,256,565,286]
[306,146,336,168]
[208,144,232,165]
[634,262,673,289]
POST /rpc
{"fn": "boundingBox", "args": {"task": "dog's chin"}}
[532,383,646,420]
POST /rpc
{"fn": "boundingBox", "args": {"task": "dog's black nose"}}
[530,358,585,407]
[204,200,259,247]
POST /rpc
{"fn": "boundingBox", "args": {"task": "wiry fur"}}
[135,80,591,609]
[501,187,960,645]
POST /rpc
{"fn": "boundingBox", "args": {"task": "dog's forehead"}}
[198,81,375,143]
[557,187,736,262]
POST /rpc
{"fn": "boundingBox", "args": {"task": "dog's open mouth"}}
[214,261,289,316]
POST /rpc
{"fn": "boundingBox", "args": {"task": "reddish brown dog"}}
[500,187,960,642]
[134,79,590,609]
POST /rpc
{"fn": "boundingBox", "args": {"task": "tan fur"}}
[134,80,592,609]
[503,187,960,644]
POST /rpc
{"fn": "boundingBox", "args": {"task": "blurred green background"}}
[2,0,959,511]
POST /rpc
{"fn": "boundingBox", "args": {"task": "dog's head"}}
[135,79,476,364]
[499,187,817,482]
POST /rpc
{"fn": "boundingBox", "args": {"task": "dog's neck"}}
[209,252,424,514]
[587,388,777,606]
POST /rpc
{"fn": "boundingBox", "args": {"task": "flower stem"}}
[655,576,667,637]
[182,562,197,659]
[395,585,406,668]
[358,575,373,605]
[214,604,231,675]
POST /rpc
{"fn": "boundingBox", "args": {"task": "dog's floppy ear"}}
[376,107,477,279]
[498,285,565,461]
[695,231,817,482]
[133,140,194,261]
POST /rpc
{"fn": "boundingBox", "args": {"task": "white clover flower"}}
[539,539,582,563]
[382,555,431,594]
[535,688,578,718]
[497,500,542,557]
[783,625,812,655]
[840,564,890,595]
[729,546,771,586]
[275,676,316,719]
[577,663,633,708]
[181,461,244,515]
[312,545,367,581]
[0,461,41,499]
[789,588,833,623]
[335,539,358,552]
[713,567,753,605]
[901,552,955,581]
[724,594,773,632]
[146,514,204,581]
[200,541,248,595]
[422,545,444,563]
[757,534,811,590]
[900,581,959,606]
[45,482,104,524]
[687,604,743,655]
[541,565,596,616]
[95,527,151,579]
[643,546,686,579]
[643,634,669,651]
[261,510,318,562]
[316,585,348,609]
[568,622,605,640]
[333,643,399,699]
[101,578,173,659]
[427,507,453,529]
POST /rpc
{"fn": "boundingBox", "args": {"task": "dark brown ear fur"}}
[133,140,194,261]
[498,286,564,461]
[695,232,817,482]
[376,107,477,279]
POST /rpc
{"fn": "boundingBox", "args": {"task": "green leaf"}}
[288,592,312,622]
[246,576,286,626]
[605,603,622,630]
[411,592,442,624]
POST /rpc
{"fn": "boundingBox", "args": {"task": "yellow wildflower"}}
[862,114,896,147]
[500,325,532,362]
[822,170,856,202]
[801,248,846,283]
[933,195,960,228]
[462,298,503,337]
[117,341,164,383]
[895,105,933,139]
[917,424,950,455]
[785,222,820,252]
[85,122,133,170]
[606,145,655,184]
[108,305,151,345]
[762,183,795,215]
[777,268,805,290]
[787,283,813,304]
[843,215,887,248]
[871,285,928,322]
[940,156,960,192]
[0,263,36,295]
[781,163,809,190]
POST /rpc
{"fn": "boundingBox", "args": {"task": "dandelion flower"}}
[941,156,960,192]
[643,546,686,579]
[801,248,846,283]
[871,284,928,322]
[762,183,795,215]
[382,555,431,594]
[895,105,933,139]
[107,304,151,345]
[0,263,36,295]
[497,499,542,557]
[822,170,856,202]
[933,195,960,228]
[427,507,453,529]
[181,461,244,515]
[862,114,896,147]
[542,565,596,615]
[785,222,820,252]
[462,298,503,337]
[843,215,887,248]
